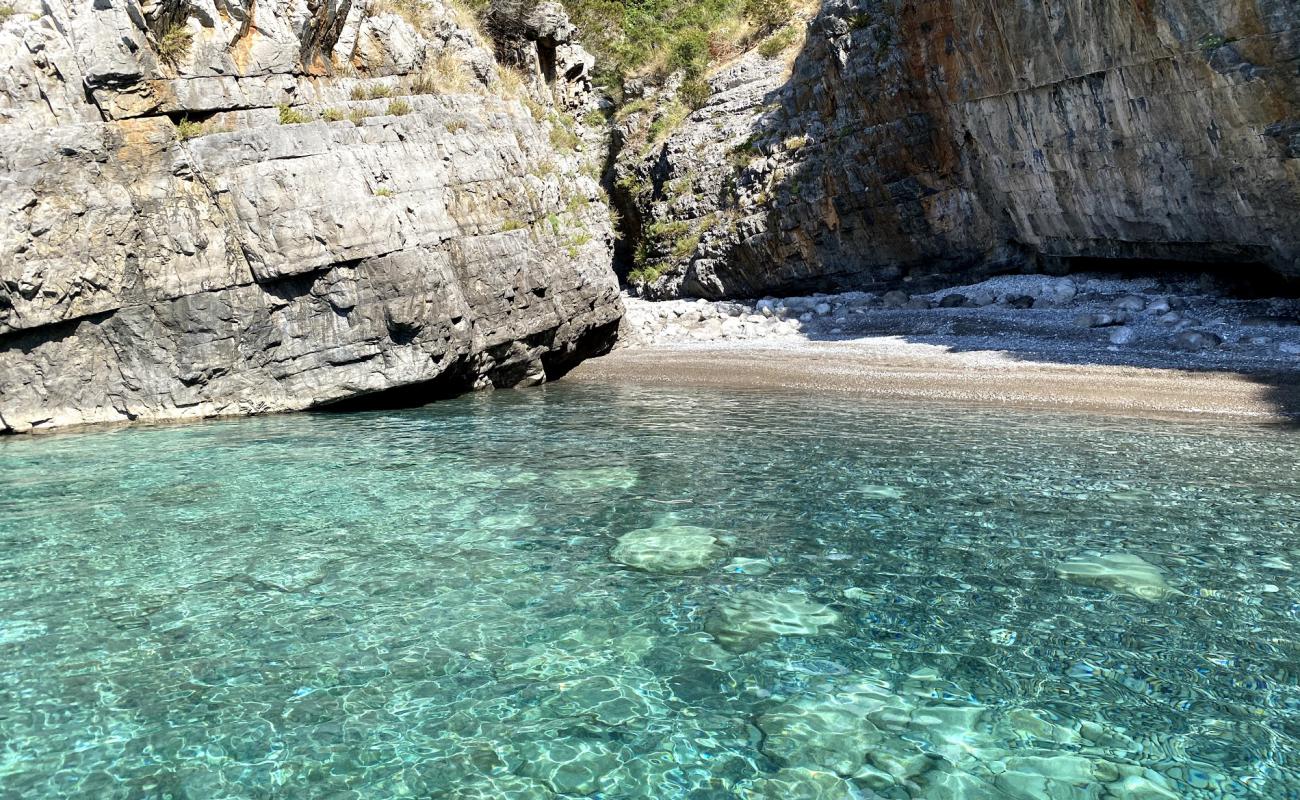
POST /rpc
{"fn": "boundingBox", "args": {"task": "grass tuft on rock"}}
[757,24,798,58]
[370,0,432,31]
[560,0,799,100]
[156,24,193,68]
[411,52,476,95]
[175,117,205,140]
[277,104,312,125]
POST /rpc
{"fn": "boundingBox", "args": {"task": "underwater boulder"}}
[515,738,625,796]
[722,557,772,576]
[757,693,888,776]
[743,766,860,799]
[612,525,722,573]
[1055,553,1172,600]
[704,591,840,652]
[556,467,640,491]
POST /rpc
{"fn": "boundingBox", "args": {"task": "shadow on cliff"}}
[630,0,1300,422]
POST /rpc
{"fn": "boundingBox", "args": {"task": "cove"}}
[1,384,1298,798]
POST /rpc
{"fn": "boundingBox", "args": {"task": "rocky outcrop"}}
[0,0,620,433]
[622,0,1300,299]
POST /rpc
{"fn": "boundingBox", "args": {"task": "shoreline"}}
[565,339,1300,424]
[566,273,1300,424]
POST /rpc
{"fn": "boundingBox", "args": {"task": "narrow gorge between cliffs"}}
[2,0,1300,798]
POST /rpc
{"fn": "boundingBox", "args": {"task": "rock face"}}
[0,0,619,433]
[623,0,1300,299]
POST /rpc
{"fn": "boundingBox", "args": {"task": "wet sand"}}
[565,338,1300,424]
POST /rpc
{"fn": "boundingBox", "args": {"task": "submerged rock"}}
[612,525,722,573]
[743,766,859,799]
[535,673,658,726]
[994,754,1103,798]
[1002,708,1082,745]
[857,485,906,500]
[722,557,772,576]
[448,774,554,799]
[556,467,640,492]
[757,685,905,775]
[515,738,625,795]
[704,591,840,652]
[1055,553,1173,600]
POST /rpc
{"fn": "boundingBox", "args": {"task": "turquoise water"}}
[2,385,1299,799]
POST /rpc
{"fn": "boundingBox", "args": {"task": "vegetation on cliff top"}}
[558,0,795,96]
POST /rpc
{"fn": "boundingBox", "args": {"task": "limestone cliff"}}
[0,0,620,433]
[621,0,1300,299]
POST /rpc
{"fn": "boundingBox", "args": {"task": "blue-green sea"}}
[2,384,1299,799]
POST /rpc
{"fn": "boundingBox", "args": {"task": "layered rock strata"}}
[621,0,1300,299]
[0,0,619,433]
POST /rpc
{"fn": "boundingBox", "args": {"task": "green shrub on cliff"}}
[549,114,582,151]
[277,104,312,125]
[742,0,793,33]
[757,24,799,58]
[679,77,711,110]
[175,117,205,140]
[647,102,690,146]
[155,24,192,68]
[559,0,798,98]
[371,0,431,31]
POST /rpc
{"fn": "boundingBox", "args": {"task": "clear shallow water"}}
[1,385,1299,799]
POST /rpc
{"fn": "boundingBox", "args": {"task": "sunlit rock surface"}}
[0,0,620,432]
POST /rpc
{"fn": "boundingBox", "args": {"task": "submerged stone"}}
[723,557,772,576]
[994,754,1104,799]
[759,700,882,776]
[756,683,908,776]
[857,485,906,500]
[556,467,640,491]
[444,774,554,799]
[1108,772,1180,799]
[515,738,625,796]
[533,673,658,727]
[1002,707,1082,745]
[1055,553,1173,600]
[612,525,722,573]
[704,591,840,652]
[743,767,859,799]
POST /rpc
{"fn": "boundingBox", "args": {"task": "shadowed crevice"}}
[312,357,476,412]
